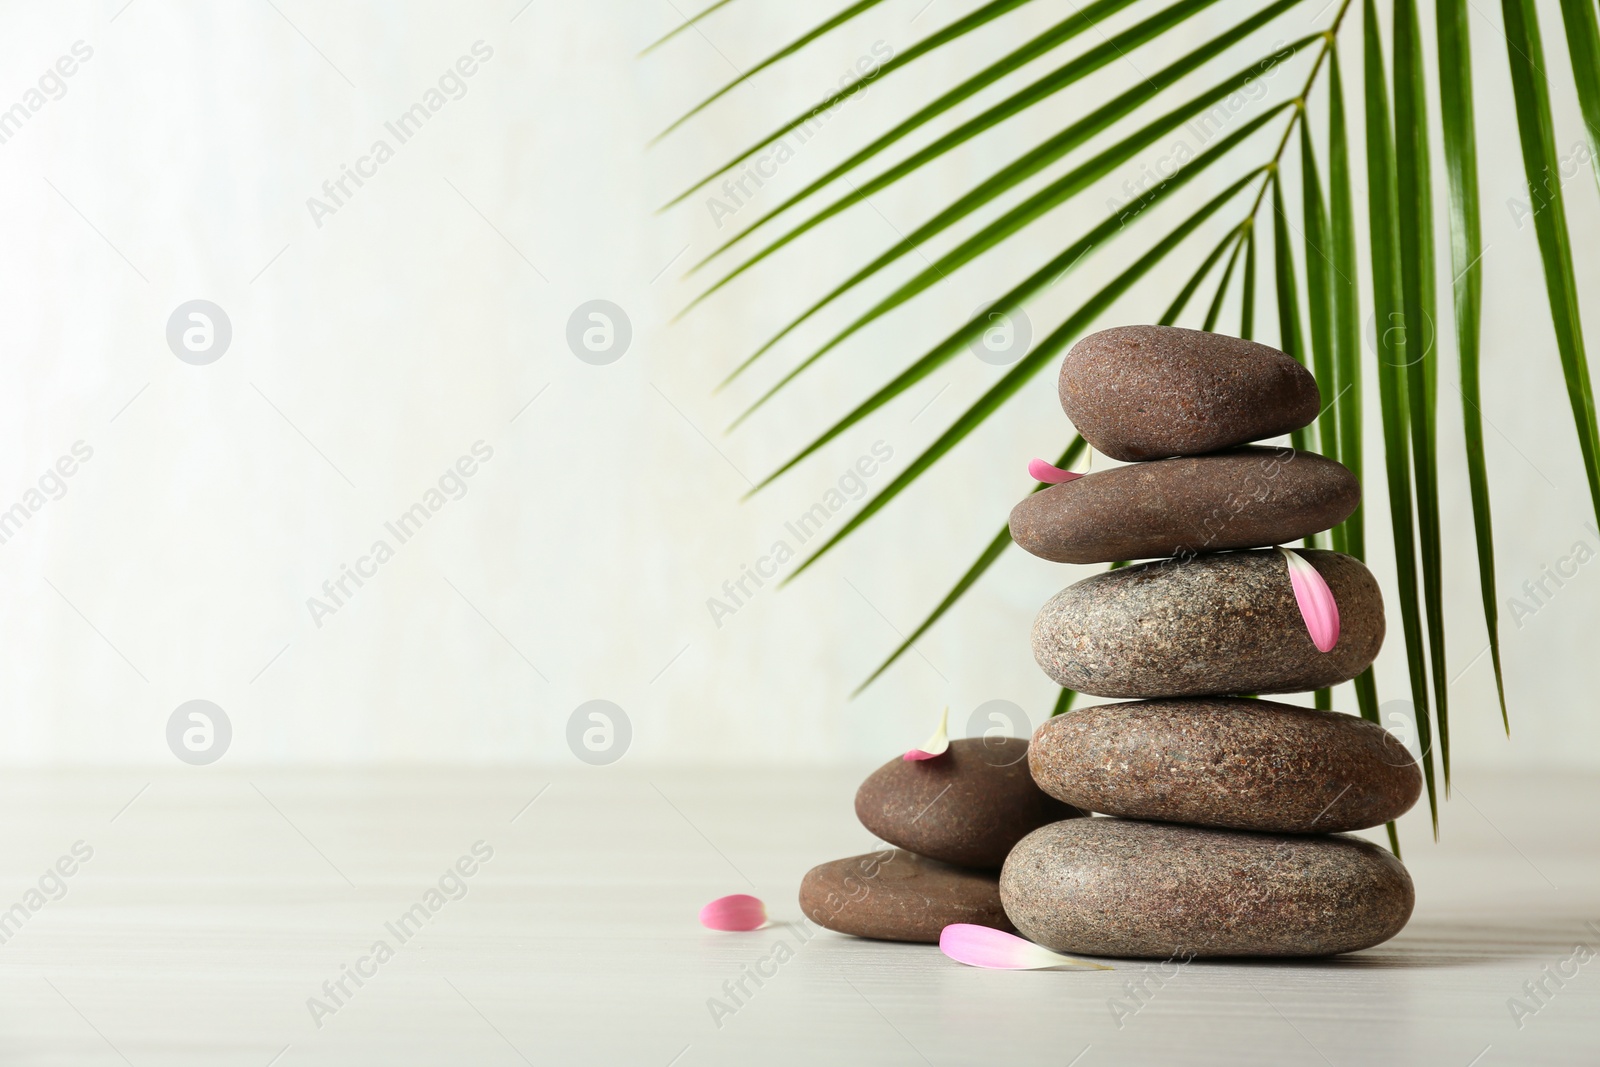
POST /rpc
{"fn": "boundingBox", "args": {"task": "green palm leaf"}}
[1240,224,1258,340]
[1437,0,1506,732]
[1364,0,1437,832]
[1271,172,1311,460]
[1394,0,1451,788]
[1329,48,1366,570]
[1299,121,1339,475]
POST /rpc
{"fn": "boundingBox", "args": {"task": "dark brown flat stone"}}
[1029,698,1422,832]
[1010,447,1359,564]
[855,738,1085,870]
[1059,326,1320,461]
[798,849,1012,943]
[1000,818,1414,958]
[1031,549,1383,698]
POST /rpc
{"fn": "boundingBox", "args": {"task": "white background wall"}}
[0,0,1595,770]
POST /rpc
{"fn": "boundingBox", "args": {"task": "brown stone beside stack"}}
[797,738,1084,943]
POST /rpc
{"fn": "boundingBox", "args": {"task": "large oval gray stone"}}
[1029,698,1422,832]
[855,738,1084,870]
[798,849,1012,943]
[1009,447,1358,564]
[1000,818,1414,957]
[1032,549,1383,698]
[1059,326,1320,461]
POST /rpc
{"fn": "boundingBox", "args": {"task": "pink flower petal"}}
[939,924,1111,970]
[1279,547,1340,653]
[700,894,766,931]
[1029,458,1085,485]
[903,707,950,761]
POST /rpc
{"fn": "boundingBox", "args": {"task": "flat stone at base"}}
[1031,548,1384,698]
[855,738,1085,870]
[798,849,1011,943]
[1008,447,1358,564]
[1000,818,1414,958]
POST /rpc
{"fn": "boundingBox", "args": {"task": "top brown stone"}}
[1059,326,1320,461]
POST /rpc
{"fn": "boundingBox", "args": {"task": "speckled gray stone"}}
[1009,447,1359,564]
[1028,698,1422,832]
[1000,818,1414,957]
[1032,548,1383,698]
[855,738,1085,870]
[798,849,1012,943]
[1059,326,1320,461]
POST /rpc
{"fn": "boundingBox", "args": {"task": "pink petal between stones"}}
[1279,547,1340,653]
[939,924,1111,970]
[1028,458,1085,485]
[699,894,766,931]
[903,707,950,761]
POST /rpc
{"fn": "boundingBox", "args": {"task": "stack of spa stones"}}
[797,737,1085,942]
[1000,325,1420,958]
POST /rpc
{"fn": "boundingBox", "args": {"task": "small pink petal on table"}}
[903,707,950,761]
[1029,458,1084,485]
[1279,547,1340,652]
[939,924,1111,970]
[700,894,766,931]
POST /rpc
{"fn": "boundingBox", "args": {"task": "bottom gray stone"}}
[999,818,1413,958]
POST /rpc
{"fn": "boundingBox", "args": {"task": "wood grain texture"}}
[0,768,1592,1065]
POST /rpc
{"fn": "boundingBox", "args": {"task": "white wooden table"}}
[0,768,1593,1065]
